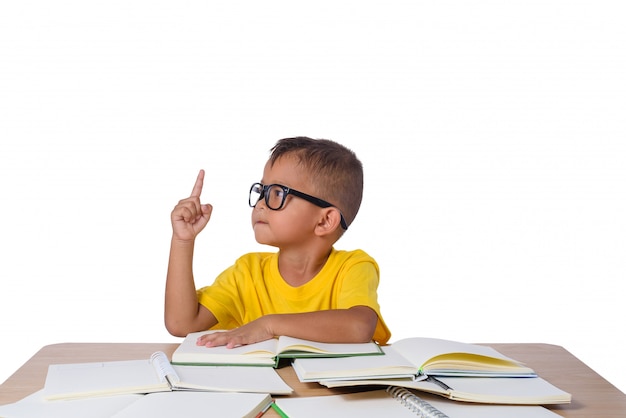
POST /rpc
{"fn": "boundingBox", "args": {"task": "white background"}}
[1,1,625,394]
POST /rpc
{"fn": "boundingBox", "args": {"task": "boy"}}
[165,137,391,348]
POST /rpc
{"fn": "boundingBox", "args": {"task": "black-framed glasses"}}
[249,182,348,230]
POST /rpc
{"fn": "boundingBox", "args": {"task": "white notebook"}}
[43,351,292,400]
[111,391,272,418]
[320,375,571,405]
[276,388,563,418]
[0,390,272,418]
[0,390,142,418]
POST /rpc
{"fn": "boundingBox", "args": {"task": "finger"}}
[195,333,211,346]
[181,205,198,223]
[204,332,230,347]
[226,337,244,349]
[174,199,201,222]
[190,169,205,198]
[200,330,244,349]
[201,203,213,217]
[196,331,226,347]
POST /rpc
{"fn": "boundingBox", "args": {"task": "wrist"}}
[263,314,279,337]
[171,235,196,247]
[170,236,197,260]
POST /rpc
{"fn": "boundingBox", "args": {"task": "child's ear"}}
[315,208,342,236]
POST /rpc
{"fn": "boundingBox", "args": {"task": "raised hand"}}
[170,170,213,242]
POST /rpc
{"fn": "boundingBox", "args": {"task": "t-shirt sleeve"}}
[196,264,246,330]
[336,257,391,345]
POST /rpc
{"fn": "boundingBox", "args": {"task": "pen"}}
[254,401,274,418]
[270,401,289,418]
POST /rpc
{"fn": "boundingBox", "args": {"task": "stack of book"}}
[0,333,572,417]
[289,336,572,405]
[169,333,571,406]
[169,334,573,417]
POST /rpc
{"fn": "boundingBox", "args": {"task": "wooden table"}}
[1,342,625,417]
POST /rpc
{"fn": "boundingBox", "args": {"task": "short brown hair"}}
[269,137,363,228]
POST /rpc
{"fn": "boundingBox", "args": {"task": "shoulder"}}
[330,248,376,263]
[328,248,379,273]
[232,252,277,270]
[235,252,275,263]
[212,252,278,286]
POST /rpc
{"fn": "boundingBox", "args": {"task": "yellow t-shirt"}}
[197,248,391,344]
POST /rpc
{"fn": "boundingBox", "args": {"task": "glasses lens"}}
[265,184,286,210]
[249,183,263,207]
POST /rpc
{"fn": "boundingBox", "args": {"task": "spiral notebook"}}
[43,351,292,400]
[320,374,571,404]
[275,387,562,418]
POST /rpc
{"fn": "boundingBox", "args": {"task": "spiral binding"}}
[150,351,177,384]
[386,386,450,418]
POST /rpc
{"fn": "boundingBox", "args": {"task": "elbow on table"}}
[351,324,377,343]
[347,309,378,343]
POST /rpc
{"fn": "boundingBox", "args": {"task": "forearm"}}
[164,238,207,336]
[195,306,379,348]
[268,306,378,343]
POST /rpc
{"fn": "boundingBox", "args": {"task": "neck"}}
[277,247,333,287]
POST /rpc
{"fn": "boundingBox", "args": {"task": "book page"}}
[171,331,278,365]
[322,376,571,405]
[390,338,535,375]
[417,392,562,417]
[276,336,382,357]
[277,390,561,418]
[172,364,293,394]
[44,359,169,400]
[293,345,418,382]
[276,390,419,418]
[0,390,142,418]
[435,376,571,404]
[111,391,272,418]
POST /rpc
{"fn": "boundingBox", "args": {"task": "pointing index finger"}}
[191,169,205,197]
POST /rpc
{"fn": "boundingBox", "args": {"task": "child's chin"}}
[252,230,273,246]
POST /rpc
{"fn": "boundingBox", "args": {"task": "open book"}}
[321,375,571,405]
[276,388,564,418]
[293,337,536,382]
[110,392,273,418]
[43,351,292,400]
[0,389,273,418]
[171,331,383,367]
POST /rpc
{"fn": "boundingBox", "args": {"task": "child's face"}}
[250,155,324,248]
